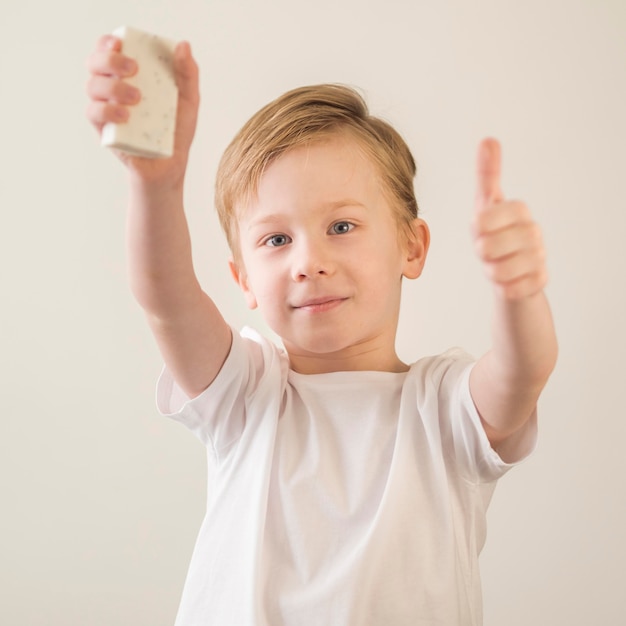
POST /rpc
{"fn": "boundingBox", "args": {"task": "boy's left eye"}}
[330,221,354,235]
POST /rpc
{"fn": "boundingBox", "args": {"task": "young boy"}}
[86,35,557,626]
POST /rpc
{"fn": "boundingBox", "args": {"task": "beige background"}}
[1,0,625,624]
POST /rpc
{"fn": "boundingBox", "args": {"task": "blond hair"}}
[215,84,419,257]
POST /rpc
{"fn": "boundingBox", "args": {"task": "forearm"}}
[473,291,558,436]
[125,173,232,396]
[126,173,202,319]
[490,291,557,391]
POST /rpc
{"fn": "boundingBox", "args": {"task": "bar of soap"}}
[101,26,178,159]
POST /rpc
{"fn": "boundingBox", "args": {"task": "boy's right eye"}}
[264,234,291,247]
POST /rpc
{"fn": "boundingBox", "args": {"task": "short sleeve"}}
[155,327,279,456]
[434,349,538,483]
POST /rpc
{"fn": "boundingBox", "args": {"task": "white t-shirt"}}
[156,327,537,626]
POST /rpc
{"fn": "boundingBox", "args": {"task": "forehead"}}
[239,134,384,217]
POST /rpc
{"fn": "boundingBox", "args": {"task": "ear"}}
[228,258,258,309]
[402,218,430,280]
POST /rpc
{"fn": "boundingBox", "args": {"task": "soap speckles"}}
[101,26,178,158]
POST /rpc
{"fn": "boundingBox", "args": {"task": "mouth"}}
[292,296,347,313]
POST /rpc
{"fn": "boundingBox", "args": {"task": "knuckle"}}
[472,214,490,239]
[85,101,103,127]
[97,34,119,52]
[85,76,100,98]
[87,49,109,74]
[512,200,530,217]
[527,226,545,258]
[85,53,96,72]
[483,260,499,281]
[96,34,111,49]
[474,237,487,260]
[536,268,549,288]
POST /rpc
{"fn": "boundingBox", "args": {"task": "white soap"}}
[101,26,178,159]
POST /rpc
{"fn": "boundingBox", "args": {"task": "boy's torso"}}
[160,329,518,626]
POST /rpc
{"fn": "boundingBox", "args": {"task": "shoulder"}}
[157,326,289,415]
[156,327,289,455]
[408,348,476,389]
[238,326,291,388]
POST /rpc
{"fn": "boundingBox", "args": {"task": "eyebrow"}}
[245,214,284,231]
[325,198,367,211]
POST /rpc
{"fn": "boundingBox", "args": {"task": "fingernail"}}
[125,86,140,102]
[122,58,137,74]
[114,107,129,121]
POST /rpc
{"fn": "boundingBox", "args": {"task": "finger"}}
[493,268,548,301]
[96,34,121,53]
[170,41,200,154]
[86,100,130,133]
[86,74,141,105]
[475,221,544,264]
[173,41,200,106]
[86,51,136,78]
[476,137,504,211]
[87,35,137,78]
[482,249,547,292]
[472,200,531,238]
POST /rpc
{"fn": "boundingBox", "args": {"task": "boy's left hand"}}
[472,138,547,300]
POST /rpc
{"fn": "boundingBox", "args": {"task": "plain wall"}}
[1,0,625,624]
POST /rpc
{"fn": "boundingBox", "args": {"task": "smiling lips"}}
[292,296,347,313]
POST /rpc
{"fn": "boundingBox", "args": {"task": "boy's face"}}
[231,133,429,374]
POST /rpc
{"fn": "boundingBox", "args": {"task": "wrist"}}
[127,167,185,201]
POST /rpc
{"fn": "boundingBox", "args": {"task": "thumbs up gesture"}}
[473,138,548,300]
[469,139,557,450]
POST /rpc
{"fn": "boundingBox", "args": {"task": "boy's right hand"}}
[85,34,200,186]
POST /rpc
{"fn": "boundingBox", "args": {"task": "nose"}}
[291,237,334,281]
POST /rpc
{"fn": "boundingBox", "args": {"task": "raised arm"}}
[86,35,231,398]
[469,139,558,459]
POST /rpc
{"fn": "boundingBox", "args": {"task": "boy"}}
[86,35,557,625]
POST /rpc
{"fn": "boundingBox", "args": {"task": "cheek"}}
[355,242,405,279]
[369,261,405,307]
[243,268,282,305]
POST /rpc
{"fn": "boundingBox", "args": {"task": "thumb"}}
[475,137,504,212]
[171,41,200,156]
[174,41,199,106]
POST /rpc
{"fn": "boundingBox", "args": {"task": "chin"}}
[292,329,377,362]
[283,331,352,358]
